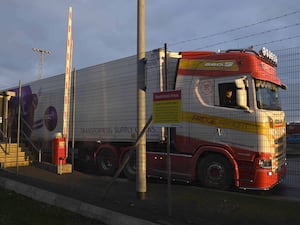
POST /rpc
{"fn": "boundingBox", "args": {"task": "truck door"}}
[213,77,257,151]
[189,76,257,152]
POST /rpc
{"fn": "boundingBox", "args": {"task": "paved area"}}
[0,149,299,225]
[0,167,161,225]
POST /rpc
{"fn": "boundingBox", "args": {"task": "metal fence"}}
[277,47,300,123]
[276,47,300,197]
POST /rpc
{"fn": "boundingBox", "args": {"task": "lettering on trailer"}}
[63,6,73,154]
[80,127,159,139]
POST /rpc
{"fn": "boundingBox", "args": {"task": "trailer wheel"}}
[123,151,136,181]
[197,154,234,190]
[96,148,117,176]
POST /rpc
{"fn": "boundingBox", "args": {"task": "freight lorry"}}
[8,47,287,190]
[286,122,300,143]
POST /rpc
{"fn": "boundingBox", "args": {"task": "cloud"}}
[0,0,300,89]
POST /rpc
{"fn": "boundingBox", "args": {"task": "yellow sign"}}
[180,59,239,71]
[153,90,182,125]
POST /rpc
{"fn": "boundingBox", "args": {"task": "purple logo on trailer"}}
[44,106,57,131]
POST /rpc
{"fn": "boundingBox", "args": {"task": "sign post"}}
[153,89,181,216]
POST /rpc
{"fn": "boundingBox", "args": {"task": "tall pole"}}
[165,43,172,216]
[137,0,146,200]
[32,48,51,79]
[71,68,76,172]
[16,80,22,175]
[63,6,73,159]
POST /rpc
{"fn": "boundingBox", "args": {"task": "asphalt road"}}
[267,156,300,199]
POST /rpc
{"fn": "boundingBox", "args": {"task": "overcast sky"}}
[0,0,299,90]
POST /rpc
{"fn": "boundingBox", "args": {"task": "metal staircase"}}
[0,89,41,169]
[0,143,33,168]
[0,89,72,174]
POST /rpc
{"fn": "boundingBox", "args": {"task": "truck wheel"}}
[197,154,234,190]
[96,148,117,176]
[123,151,136,181]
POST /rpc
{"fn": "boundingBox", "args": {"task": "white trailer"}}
[16,49,177,143]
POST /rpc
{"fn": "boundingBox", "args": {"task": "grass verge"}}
[0,187,103,225]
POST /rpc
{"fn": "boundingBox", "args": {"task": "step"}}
[33,162,72,175]
[0,143,34,168]
[0,155,30,163]
[1,160,31,168]
[0,151,26,158]
[0,144,25,153]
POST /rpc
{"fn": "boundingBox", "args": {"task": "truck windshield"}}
[255,79,282,110]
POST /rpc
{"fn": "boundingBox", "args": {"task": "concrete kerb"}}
[0,176,158,225]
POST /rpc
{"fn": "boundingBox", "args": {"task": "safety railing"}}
[20,117,42,163]
[0,128,9,155]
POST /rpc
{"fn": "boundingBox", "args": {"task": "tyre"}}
[123,151,136,181]
[76,148,91,172]
[198,154,234,190]
[96,148,117,176]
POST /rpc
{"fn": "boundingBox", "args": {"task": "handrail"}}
[0,143,8,155]
[0,129,5,138]
[0,128,9,155]
[20,116,42,162]
[225,48,260,56]
[21,129,41,153]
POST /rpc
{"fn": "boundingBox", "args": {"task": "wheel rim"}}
[100,154,113,171]
[207,163,225,183]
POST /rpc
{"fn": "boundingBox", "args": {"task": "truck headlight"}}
[258,159,272,168]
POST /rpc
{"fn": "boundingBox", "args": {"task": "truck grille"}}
[273,135,286,172]
[273,152,286,172]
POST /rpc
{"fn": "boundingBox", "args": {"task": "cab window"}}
[219,83,237,108]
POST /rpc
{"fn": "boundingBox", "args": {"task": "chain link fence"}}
[276,47,300,193]
[277,47,300,122]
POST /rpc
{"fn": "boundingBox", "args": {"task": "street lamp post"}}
[32,47,52,79]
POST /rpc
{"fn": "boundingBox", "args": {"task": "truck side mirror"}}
[235,77,251,111]
[236,89,248,109]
